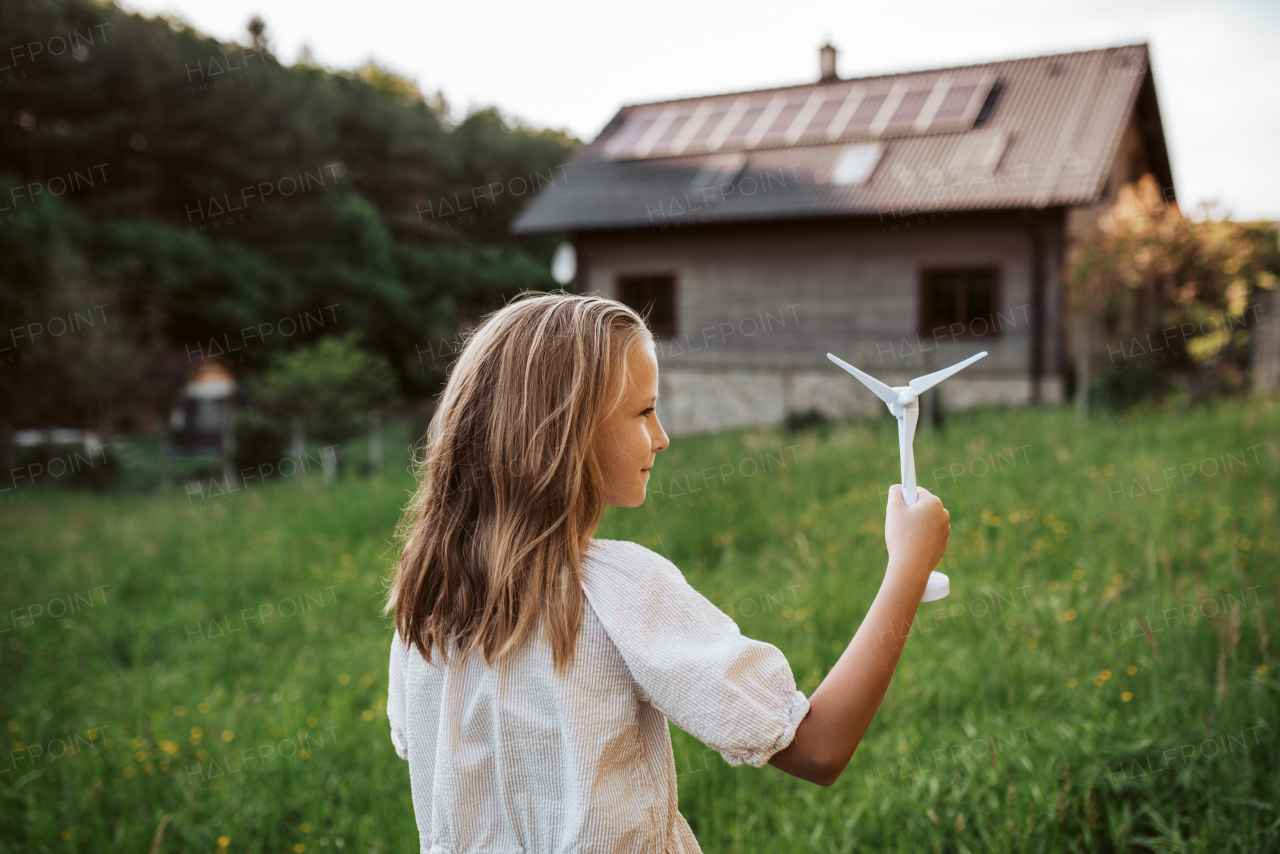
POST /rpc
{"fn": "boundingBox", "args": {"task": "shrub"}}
[232,411,288,476]
[783,407,830,434]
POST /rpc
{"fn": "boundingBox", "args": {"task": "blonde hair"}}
[386,293,652,672]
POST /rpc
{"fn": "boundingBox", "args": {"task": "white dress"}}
[387,537,810,854]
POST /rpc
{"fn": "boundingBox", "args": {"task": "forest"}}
[0,0,577,434]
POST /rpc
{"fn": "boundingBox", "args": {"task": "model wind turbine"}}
[826,350,988,602]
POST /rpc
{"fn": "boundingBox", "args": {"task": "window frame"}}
[917,266,1004,340]
[616,273,679,340]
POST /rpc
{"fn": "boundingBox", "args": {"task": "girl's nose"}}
[654,424,670,452]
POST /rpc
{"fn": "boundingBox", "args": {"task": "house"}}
[512,43,1176,434]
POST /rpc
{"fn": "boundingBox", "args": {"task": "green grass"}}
[2,401,1277,852]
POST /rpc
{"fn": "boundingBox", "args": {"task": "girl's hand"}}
[884,484,950,582]
[769,483,953,786]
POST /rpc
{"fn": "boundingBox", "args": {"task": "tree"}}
[248,334,401,477]
[0,0,575,440]
[1065,175,1280,413]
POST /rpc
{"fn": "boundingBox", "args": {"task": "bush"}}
[14,442,119,492]
[783,407,830,434]
[232,411,288,476]
[1089,361,1175,413]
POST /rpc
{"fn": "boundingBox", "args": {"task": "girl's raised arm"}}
[768,484,950,786]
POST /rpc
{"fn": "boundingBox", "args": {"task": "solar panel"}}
[785,90,829,143]
[825,87,866,140]
[632,105,679,157]
[845,93,885,134]
[869,84,907,136]
[913,75,953,132]
[669,101,715,154]
[761,100,806,144]
[706,98,750,151]
[890,88,933,126]
[934,85,978,121]
[603,73,995,160]
[654,111,692,150]
[685,106,728,151]
[805,92,848,139]
[603,114,655,159]
[928,75,995,131]
[721,104,765,148]
[745,94,788,147]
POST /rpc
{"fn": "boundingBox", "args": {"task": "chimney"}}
[819,42,838,81]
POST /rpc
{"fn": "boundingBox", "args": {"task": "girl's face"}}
[597,339,669,508]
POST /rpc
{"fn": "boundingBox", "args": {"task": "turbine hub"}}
[896,389,917,407]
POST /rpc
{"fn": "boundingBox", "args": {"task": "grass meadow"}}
[1,399,1277,853]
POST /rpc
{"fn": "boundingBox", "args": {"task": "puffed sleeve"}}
[581,539,810,768]
[388,630,409,760]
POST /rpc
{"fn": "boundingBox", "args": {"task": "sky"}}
[122,0,1280,220]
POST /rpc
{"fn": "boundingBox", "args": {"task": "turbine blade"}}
[827,353,897,405]
[909,351,988,394]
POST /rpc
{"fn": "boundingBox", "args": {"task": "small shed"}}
[169,362,237,458]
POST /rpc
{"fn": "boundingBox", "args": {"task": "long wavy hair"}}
[385,293,652,672]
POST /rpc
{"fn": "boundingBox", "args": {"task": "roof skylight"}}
[830,143,884,186]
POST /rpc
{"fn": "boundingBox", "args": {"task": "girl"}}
[385,294,951,854]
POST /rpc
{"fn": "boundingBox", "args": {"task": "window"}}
[830,142,883,186]
[688,153,746,195]
[920,269,1000,338]
[617,275,676,339]
[952,129,1008,176]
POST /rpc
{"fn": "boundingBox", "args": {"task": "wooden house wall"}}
[577,211,1064,381]
[573,211,1066,433]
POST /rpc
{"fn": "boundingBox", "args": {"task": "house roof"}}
[512,44,1172,234]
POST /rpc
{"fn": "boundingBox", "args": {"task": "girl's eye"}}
[640,407,654,418]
